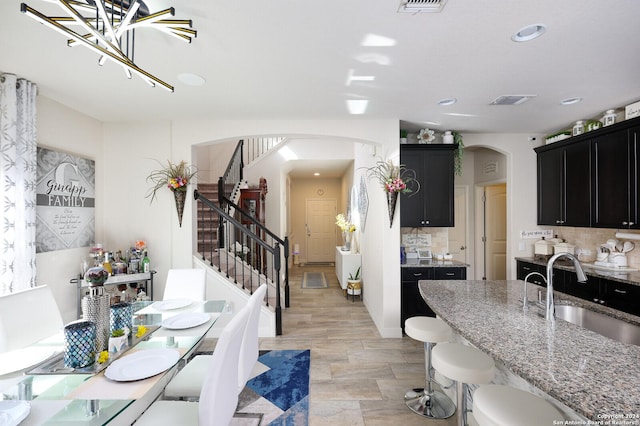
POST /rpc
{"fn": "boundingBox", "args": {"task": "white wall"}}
[35,97,102,323]
[464,134,542,279]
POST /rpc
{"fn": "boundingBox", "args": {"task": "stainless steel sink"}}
[555,304,640,346]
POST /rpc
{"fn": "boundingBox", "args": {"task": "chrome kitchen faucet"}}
[546,253,587,321]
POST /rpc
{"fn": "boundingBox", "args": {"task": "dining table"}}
[0,299,227,425]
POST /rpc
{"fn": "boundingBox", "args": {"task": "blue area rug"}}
[236,349,310,425]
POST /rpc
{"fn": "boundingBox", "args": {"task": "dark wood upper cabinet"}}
[535,116,640,229]
[400,144,456,227]
[537,141,591,226]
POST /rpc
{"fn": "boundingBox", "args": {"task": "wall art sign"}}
[36,147,95,253]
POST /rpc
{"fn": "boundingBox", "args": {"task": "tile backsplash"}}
[400,227,449,256]
[552,227,640,267]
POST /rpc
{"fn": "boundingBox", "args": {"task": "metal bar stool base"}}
[405,385,456,419]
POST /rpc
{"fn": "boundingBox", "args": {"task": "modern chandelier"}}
[20,0,197,92]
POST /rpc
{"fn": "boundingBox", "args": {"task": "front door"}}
[306,199,336,263]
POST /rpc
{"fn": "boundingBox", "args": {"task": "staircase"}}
[194,138,289,335]
[195,182,220,254]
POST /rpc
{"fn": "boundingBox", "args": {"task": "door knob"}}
[460,246,467,250]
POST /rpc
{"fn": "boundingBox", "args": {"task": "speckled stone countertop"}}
[401,259,469,268]
[419,279,640,421]
[517,256,640,288]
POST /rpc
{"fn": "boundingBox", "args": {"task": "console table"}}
[70,271,155,318]
[335,247,361,290]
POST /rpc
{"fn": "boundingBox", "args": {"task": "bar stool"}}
[431,342,495,426]
[473,385,564,426]
[404,317,456,419]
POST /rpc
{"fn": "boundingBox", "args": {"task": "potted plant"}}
[347,266,362,297]
[400,129,408,144]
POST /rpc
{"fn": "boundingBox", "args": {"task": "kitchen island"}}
[419,279,640,421]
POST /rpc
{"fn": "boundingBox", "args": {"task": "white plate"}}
[161,312,210,330]
[105,349,180,382]
[0,401,30,426]
[151,299,192,311]
[0,347,57,377]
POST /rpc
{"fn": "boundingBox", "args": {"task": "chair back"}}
[162,269,206,301]
[238,283,267,392]
[198,304,250,426]
[0,285,63,353]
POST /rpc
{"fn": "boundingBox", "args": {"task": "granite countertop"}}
[419,279,640,421]
[517,256,640,288]
[401,259,469,268]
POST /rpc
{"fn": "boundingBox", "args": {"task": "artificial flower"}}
[365,159,420,195]
[417,128,435,144]
[336,214,356,233]
[97,350,109,364]
[146,160,197,202]
[135,325,147,338]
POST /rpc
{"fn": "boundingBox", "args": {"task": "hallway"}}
[259,263,456,425]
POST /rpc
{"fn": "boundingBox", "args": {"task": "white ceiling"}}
[1,0,640,136]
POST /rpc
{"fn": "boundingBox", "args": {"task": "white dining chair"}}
[135,302,250,426]
[162,268,206,301]
[163,283,267,399]
[0,285,63,353]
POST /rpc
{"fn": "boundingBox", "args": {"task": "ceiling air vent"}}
[398,0,448,13]
[490,95,536,106]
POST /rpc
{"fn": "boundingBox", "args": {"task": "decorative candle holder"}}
[82,286,110,352]
[64,321,96,368]
[110,302,132,334]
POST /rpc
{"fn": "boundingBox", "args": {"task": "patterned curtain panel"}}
[0,74,38,296]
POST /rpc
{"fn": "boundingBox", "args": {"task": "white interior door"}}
[449,186,468,264]
[306,199,336,263]
[485,184,507,280]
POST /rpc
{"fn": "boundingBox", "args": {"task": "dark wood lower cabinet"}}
[516,260,640,317]
[401,267,467,332]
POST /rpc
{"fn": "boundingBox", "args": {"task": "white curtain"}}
[0,74,38,296]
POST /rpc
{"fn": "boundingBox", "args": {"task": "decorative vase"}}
[174,189,186,227]
[387,191,398,228]
[342,231,351,251]
[82,286,111,352]
[443,131,454,144]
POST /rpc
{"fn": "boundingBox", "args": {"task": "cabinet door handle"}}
[523,266,531,271]
[445,272,455,276]
[630,222,635,226]
[613,288,628,294]
[556,220,561,224]
[623,221,628,225]
[412,273,423,278]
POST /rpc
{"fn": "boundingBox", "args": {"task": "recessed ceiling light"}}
[314,172,320,176]
[177,73,206,86]
[361,34,396,47]
[438,98,457,106]
[560,97,583,105]
[346,100,368,115]
[346,69,376,86]
[511,24,547,42]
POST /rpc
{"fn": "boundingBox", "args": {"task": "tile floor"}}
[256,264,457,426]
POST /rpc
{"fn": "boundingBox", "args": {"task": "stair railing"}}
[194,189,286,335]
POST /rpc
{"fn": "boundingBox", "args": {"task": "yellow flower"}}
[97,350,109,364]
[136,325,147,338]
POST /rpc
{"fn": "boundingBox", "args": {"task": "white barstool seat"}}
[473,385,564,426]
[432,342,495,426]
[403,316,456,419]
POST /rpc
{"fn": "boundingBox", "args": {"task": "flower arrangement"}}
[135,325,147,338]
[417,128,435,144]
[336,214,356,233]
[146,160,197,202]
[365,159,420,195]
